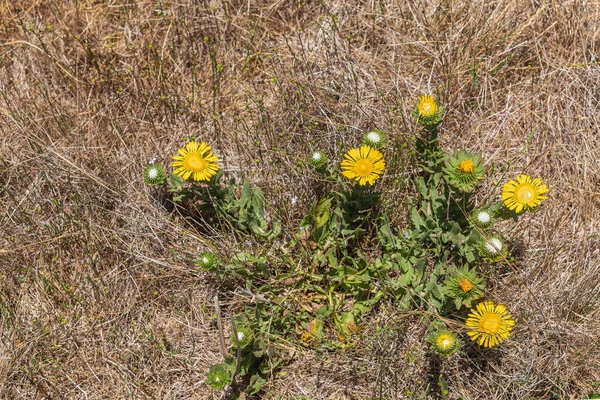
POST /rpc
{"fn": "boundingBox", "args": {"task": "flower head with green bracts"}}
[195,251,218,271]
[470,209,495,230]
[143,163,167,186]
[206,363,231,390]
[172,140,219,182]
[442,150,486,192]
[340,145,385,186]
[479,235,508,262]
[413,94,444,127]
[466,300,515,348]
[308,151,327,169]
[230,326,253,349]
[443,265,485,309]
[427,329,460,356]
[502,174,549,214]
[361,130,386,149]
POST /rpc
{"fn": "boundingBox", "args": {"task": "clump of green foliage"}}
[144,96,548,397]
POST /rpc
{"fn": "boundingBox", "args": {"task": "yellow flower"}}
[427,329,460,356]
[502,174,549,213]
[172,141,219,182]
[466,301,515,348]
[417,95,438,117]
[340,145,385,186]
[459,159,474,173]
[458,278,473,293]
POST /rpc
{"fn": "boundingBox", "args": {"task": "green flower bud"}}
[195,251,218,271]
[230,326,253,349]
[361,130,386,149]
[308,151,327,169]
[143,163,167,186]
[206,363,231,390]
[470,209,495,230]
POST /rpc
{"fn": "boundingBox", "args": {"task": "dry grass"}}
[1,0,600,398]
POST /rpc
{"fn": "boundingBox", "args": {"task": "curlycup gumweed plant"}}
[466,300,515,348]
[172,140,219,182]
[502,174,549,214]
[340,145,385,186]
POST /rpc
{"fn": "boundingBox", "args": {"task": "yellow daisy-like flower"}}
[172,141,219,182]
[427,329,460,356]
[502,174,549,214]
[340,145,385,186]
[466,301,515,348]
[417,95,438,117]
[458,278,473,293]
[459,159,474,173]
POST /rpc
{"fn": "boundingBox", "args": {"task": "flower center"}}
[459,160,474,173]
[184,153,208,172]
[458,279,473,293]
[437,334,453,349]
[479,313,502,334]
[353,159,374,177]
[515,183,536,204]
[485,238,502,254]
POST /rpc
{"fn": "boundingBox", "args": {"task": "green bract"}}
[442,265,485,309]
[143,163,167,186]
[442,150,485,192]
[206,363,231,390]
[427,329,460,356]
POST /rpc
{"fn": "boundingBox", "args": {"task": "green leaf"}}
[410,208,423,228]
[315,197,332,227]
[438,374,449,397]
[248,376,268,394]
[169,173,184,190]
[465,251,475,263]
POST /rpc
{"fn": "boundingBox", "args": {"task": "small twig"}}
[213,291,227,357]
[237,287,271,303]
[229,310,242,392]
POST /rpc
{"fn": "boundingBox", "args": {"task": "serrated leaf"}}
[169,173,184,189]
[247,374,267,395]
